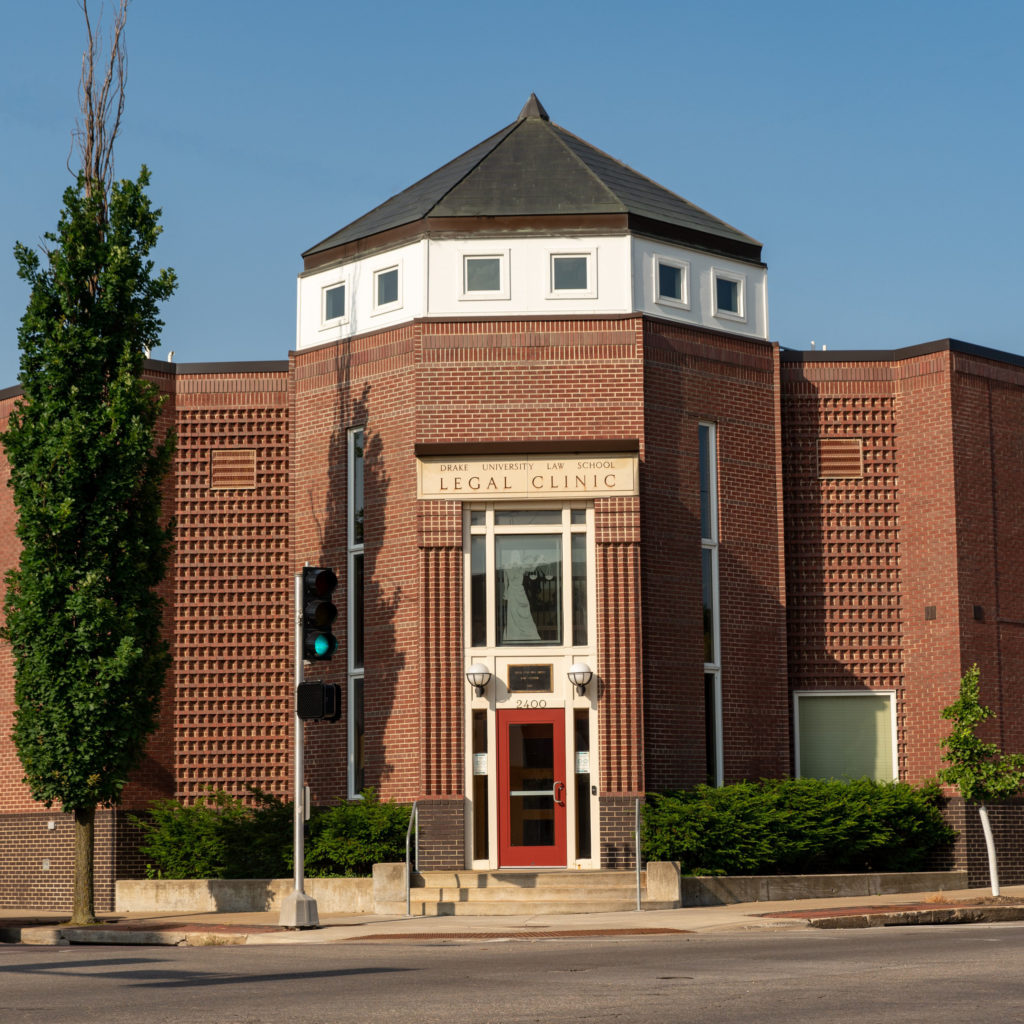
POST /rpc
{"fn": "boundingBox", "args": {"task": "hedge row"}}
[131,788,409,879]
[642,778,955,875]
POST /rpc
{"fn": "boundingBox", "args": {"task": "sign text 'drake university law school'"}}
[416,454,638,500]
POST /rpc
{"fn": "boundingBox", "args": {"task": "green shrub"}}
[305,789,411,877]
[642,778,955,875]
[132,787,410,879]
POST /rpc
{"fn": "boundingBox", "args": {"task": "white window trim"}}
[700,422,723,786]
[792,690,898,782]
[459,249,511,301]
[320,280,349,330]
[347,427,366,800]
[546,249,597,299]
[372,264,403,316]
[653,255,690,311]
[712,269,746,323]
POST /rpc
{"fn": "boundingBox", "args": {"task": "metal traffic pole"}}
[279,570,319,928]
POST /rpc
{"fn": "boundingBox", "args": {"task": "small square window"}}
[553,255,588,291]
[375,267,400,310]
[323,283,346,323]
[466,257,501,292]
[716,277,738,313]
[654,256,690,310]
[659,263,682,301]
[460,252,510,300]
[713,272,745,320]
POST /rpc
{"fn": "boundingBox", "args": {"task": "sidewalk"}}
[4,884,1024,946]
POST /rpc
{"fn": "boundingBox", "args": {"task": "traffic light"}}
[296,681,341,721]
[302,566,338,661]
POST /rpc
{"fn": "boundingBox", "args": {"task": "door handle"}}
[554,781,565,806]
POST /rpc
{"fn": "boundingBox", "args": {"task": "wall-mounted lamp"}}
[466,663,491,698]
[567,662,594,697]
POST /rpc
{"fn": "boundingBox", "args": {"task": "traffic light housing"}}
[302,566,338,661]
[297,681,341,721]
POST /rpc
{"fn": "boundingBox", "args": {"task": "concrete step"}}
[412,870,646,891]
[413,885,648,903]
[381,897,676,917]
[376,870,660,917]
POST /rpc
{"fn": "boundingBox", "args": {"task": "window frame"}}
[321,280,348,329]
[653,255,690,311]
[372,264,402,315]
[347,426,366,799]
[699,422,723,786]
[465,504,593,654]
[546,249,597,299]
[712,269,746,322]
[460,250,510,301]
[793,690,898,782]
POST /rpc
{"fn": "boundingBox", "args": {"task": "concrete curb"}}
[806,906,1024,929]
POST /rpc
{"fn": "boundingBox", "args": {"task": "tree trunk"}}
[71,805,97,925]
[978,802,1000,897]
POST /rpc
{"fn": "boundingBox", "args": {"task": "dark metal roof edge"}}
[153,359,291,375]
[0,359,290,396]
[781,338,1024,370]
[415,439,639,457]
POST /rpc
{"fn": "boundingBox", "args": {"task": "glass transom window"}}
[467,506,590,650]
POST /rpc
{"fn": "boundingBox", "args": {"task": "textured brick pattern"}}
[0,809,143,913]
[599,794,640,869]
[171,375,292,801]
[782,379,904,701]
[416,798,465,870]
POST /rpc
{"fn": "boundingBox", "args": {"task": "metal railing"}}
[405,801,419,917]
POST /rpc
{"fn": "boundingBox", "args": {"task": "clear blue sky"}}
[2,0,1023,388]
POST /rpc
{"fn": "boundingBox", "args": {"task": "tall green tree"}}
[2,0,176,925]
[940,664,1024,896]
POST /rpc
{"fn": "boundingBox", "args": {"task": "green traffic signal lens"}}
[314,633,333,657]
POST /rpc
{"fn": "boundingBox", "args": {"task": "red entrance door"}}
[497,709,566,867]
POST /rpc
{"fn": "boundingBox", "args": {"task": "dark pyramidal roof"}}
[304,95,761,263]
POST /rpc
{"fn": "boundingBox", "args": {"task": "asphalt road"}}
[2,924,1024,1023]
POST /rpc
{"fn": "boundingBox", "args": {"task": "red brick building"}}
[2,97,1023,909]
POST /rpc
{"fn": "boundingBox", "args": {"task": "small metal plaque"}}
[473,753,488,775]
[507,664,553,693]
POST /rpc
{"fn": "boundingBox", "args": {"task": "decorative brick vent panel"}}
[209,448,257,490]
[818,437,863,479]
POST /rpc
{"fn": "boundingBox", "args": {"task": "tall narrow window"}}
[699,423,722,785]
[348,427,365,798]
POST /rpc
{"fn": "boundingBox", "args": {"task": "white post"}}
[979,802,1001,897]
[279,571,319,927]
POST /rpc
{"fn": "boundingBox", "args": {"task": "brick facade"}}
[4,332,1024,910]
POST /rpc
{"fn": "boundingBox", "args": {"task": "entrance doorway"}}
[497,709,566,866]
